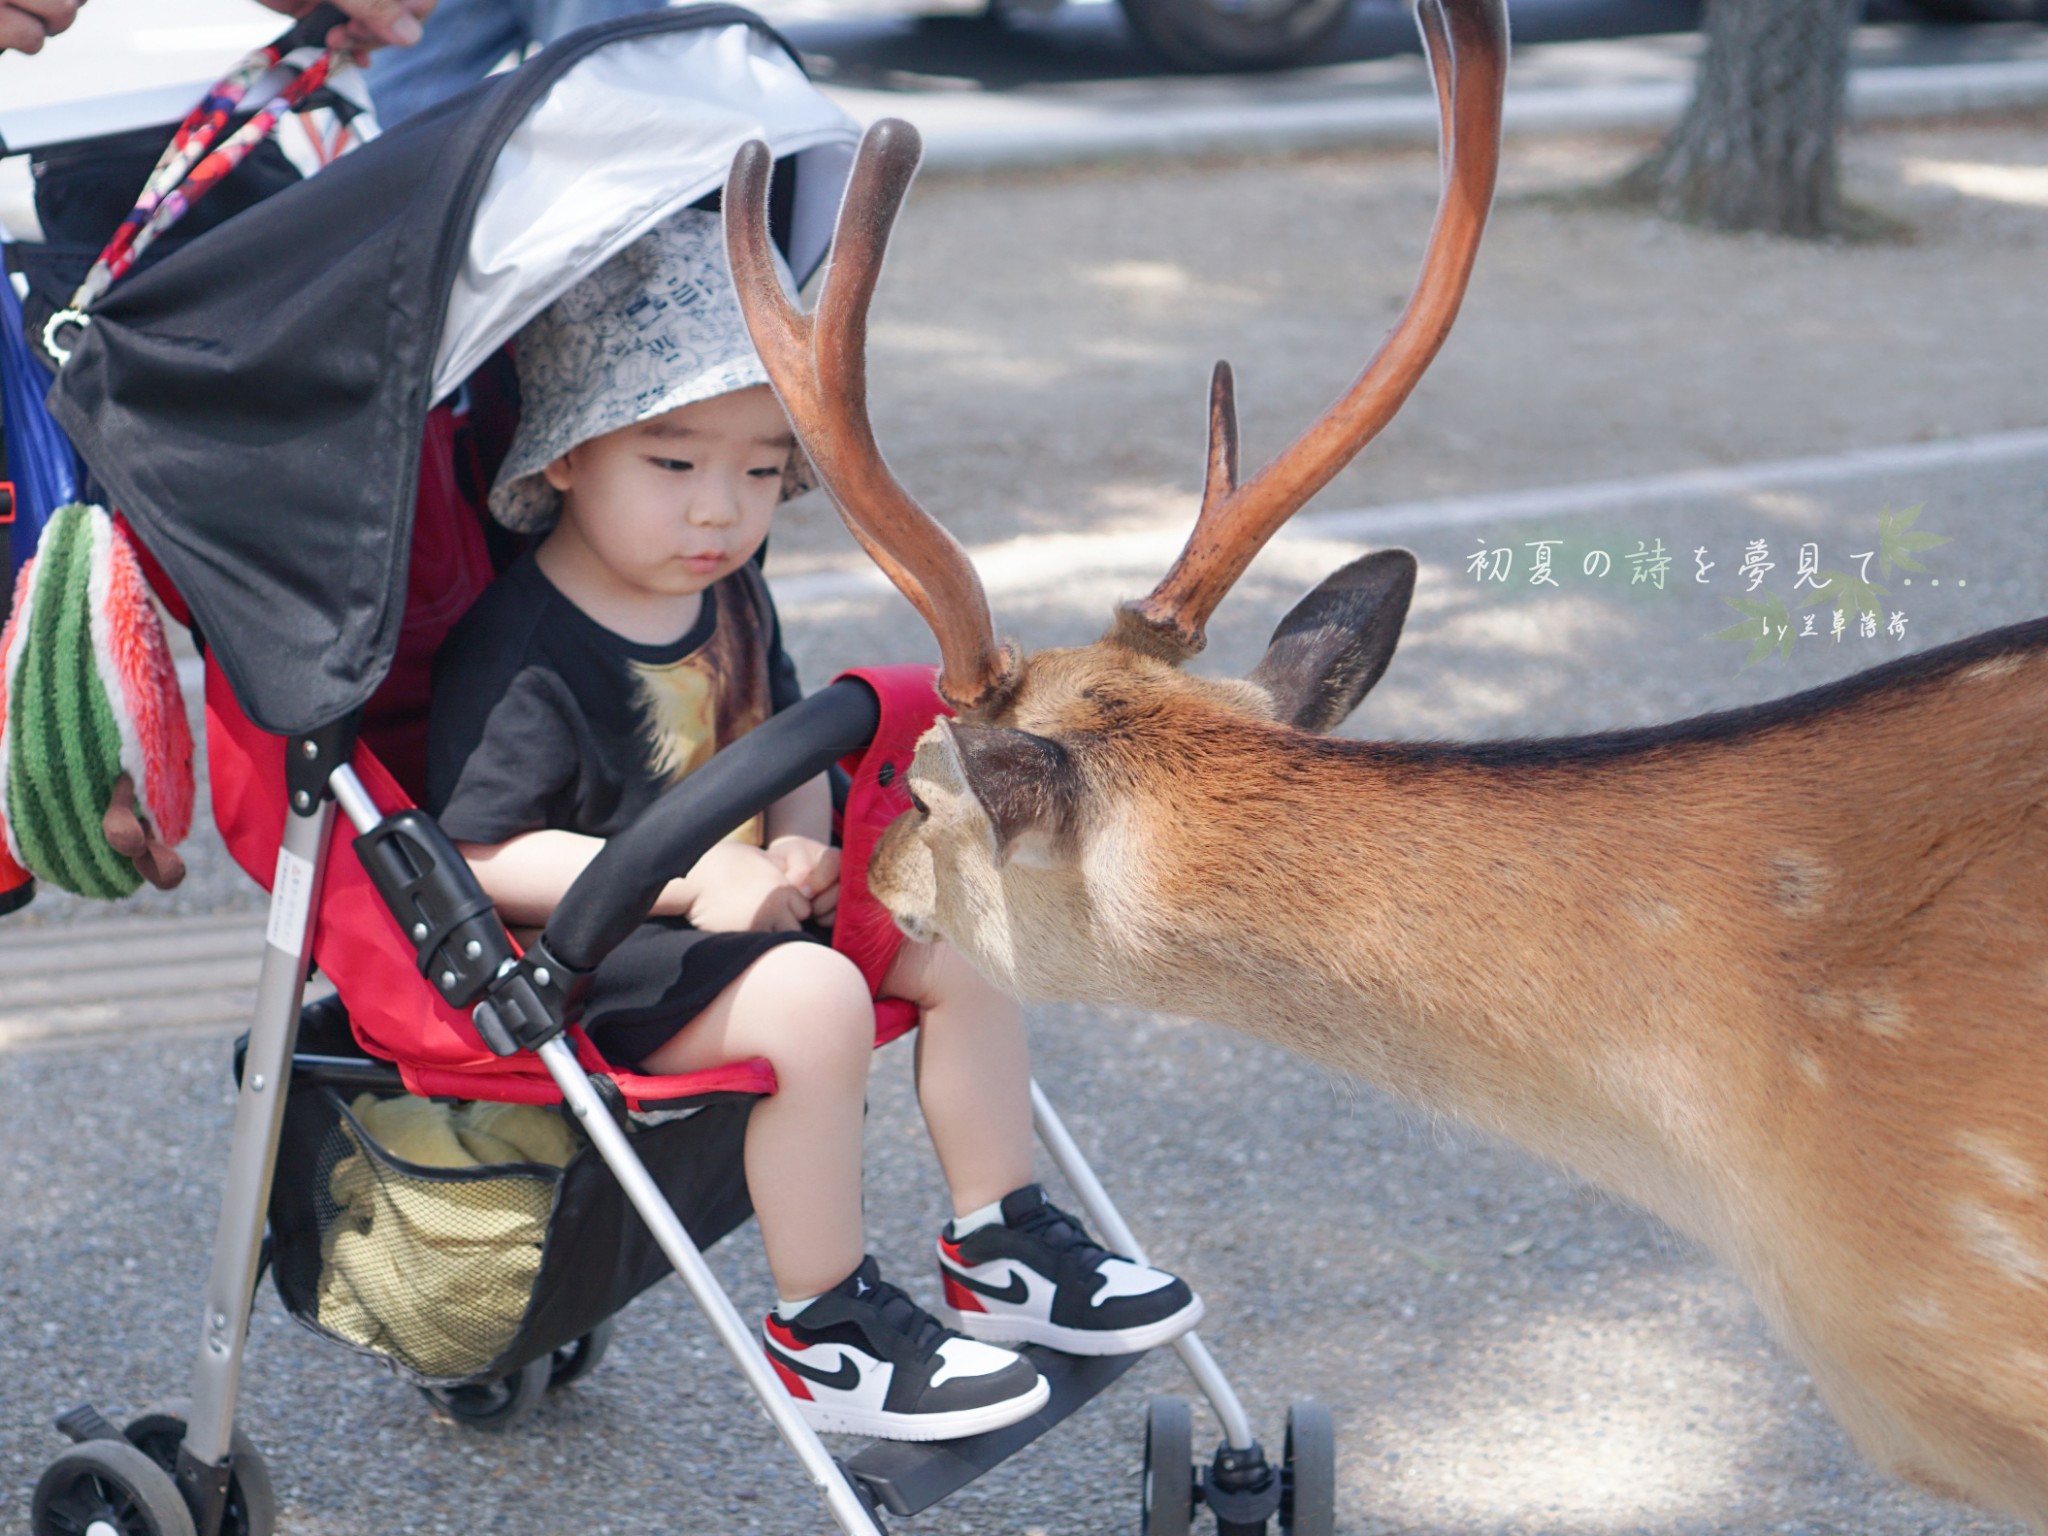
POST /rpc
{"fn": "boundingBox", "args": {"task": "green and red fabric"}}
[0,504,193,899]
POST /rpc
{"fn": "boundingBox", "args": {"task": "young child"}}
[427,209,1202,1441]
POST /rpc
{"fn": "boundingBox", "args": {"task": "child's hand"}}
[683,842,809,933]
[767,836,842,924]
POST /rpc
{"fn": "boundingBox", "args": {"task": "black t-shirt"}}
[427,550,803,846]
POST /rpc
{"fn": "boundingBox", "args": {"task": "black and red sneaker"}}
[936,1184,1204,1356]
[761,1257,1049,1441]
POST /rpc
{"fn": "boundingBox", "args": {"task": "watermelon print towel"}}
[0,504,193,899]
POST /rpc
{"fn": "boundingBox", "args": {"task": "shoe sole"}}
[790,1375,1051,1441]
[940,1293,1205,1356]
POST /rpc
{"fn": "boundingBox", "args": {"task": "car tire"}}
[1118,0,1352,71]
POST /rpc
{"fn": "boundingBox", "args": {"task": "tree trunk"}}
[1625,0,1862,239]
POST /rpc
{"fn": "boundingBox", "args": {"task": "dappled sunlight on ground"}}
[1364,1308,1751,1530]
[1902,157,2048,209]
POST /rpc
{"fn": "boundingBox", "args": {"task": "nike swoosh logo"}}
[945,1265,1030,1305]
[764,1343,861,1392]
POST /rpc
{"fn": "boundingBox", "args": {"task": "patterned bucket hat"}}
[489,207,813,532]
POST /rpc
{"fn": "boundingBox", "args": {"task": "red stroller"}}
[22,10,1327,1535]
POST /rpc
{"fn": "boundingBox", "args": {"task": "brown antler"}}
[1118,0,1508,660]
[725,122,1021,715]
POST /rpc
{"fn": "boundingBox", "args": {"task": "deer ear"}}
[946,722,1080,867]
[1249,548,1416,734]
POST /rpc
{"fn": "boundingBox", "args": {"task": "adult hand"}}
[684,842,810,934]
[0,0,81,56]
[767,836,841,924]
[252,0,435,55]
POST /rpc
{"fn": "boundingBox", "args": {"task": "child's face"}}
[542,385,794,598]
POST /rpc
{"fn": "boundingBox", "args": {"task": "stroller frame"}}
[151,743,1271,1536]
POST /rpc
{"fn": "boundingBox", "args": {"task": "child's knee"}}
[758,943,874,1081]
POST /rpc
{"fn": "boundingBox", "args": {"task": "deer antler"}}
[725,122,1022,716]
[1119,0,1509,660]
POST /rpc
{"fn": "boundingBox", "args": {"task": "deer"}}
[723,0,2048,1524]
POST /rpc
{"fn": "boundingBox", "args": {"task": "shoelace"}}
[860,1272,955,1360]
[1010,1198,1112,1269]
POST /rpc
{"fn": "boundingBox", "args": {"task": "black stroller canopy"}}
[50,7,858,738]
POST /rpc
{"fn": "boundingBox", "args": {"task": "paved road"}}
[6,110,2048,1533]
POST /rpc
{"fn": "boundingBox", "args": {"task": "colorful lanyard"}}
[42,7,346,366]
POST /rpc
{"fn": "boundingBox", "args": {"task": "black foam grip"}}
[541,677,882,974]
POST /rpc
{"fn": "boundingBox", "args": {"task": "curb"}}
[831,58,2048,174]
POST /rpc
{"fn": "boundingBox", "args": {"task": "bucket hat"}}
[489,207,812,532]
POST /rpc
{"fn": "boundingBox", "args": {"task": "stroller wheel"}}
[1278,1402,1335,1536]
[547,1316,618,1389]
[122,1398,277,1536]
[419,1356,552,1433]
[1141,1395,1195,1536]
[32,1439,197,1536]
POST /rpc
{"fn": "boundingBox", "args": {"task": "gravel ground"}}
[4,116,2047,1533]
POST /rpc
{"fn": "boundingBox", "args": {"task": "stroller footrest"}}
[841,1346,1148,1516]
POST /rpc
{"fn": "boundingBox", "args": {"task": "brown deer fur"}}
[724,0,2048,1517]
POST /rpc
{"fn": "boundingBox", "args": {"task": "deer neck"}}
[1085,706,1926,1242]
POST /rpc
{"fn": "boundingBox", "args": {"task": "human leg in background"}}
[891,938,1208,1357]
[365,0,663,126]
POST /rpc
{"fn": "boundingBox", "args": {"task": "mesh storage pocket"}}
[271,1070,759,1388]
[295,1089,564,1382]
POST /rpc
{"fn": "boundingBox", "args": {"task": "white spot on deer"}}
[1957,1131,2042,1196]
[1898,1295,1948,1331]
[1788,1045,1827,1091]
[1959,653,2024,685]
[1953,1200,2048,1286]
[1624,888,1682,933]
[1801,986,1854,1024]
[1769,850,1833,919]
[1854,988,1911,1041]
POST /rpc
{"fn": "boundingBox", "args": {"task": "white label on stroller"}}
[267,847,316,954]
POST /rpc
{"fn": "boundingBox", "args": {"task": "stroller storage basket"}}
[270,1074,757,1387]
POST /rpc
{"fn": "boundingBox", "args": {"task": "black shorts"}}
[581,917,822,1071]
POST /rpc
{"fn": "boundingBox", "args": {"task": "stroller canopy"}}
[50,7,859,738]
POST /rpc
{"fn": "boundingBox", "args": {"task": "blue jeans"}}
[366,0,670,127]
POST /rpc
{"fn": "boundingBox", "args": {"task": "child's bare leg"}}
[639,942,874,1300]
[883,939,1033,1217]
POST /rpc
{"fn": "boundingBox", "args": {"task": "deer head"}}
[726,0,1508,1013]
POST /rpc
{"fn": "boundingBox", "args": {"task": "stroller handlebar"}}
[539,676,883,976]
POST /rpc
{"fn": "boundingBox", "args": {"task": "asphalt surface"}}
[4,69,2048,1536]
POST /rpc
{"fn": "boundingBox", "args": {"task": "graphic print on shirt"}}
[627,571,776,846]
